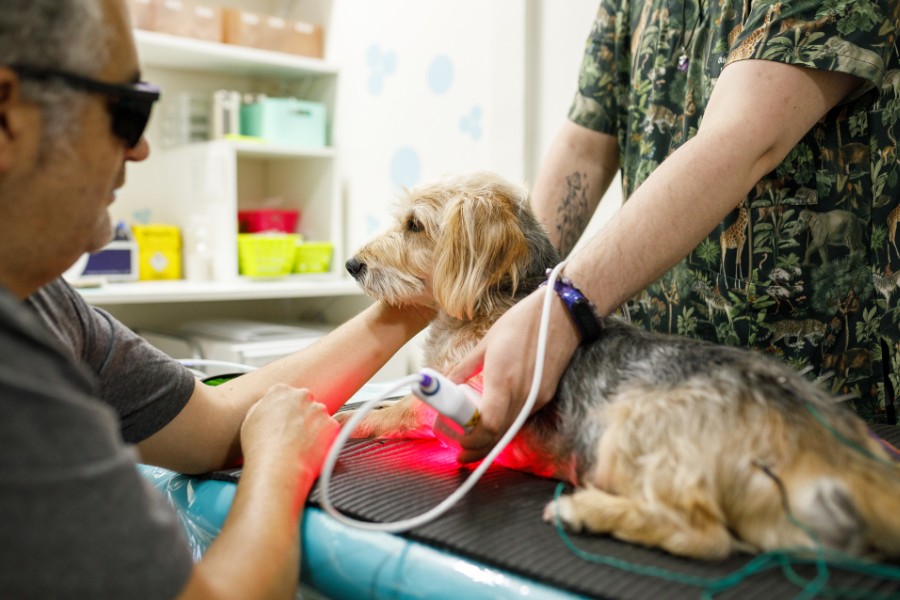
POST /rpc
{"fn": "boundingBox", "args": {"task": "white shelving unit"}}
[77,277,360,305]
[134,29,339,77]
[81,28,357,310]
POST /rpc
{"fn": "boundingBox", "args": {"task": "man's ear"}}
[0,67,32,174]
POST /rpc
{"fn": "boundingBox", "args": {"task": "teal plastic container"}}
[240,98,327,148]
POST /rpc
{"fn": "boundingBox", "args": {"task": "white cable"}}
[318,260,568,532]
[178,358,258,373]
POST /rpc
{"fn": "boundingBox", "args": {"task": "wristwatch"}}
[541,271,604,344]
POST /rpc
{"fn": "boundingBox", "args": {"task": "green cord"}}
[551,483,900,598]
[548,402,900,596]
[805,403,898,469]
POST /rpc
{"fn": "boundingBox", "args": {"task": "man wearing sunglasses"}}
[0,1,432,599]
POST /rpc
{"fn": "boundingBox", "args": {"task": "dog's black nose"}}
[345,258,367,279]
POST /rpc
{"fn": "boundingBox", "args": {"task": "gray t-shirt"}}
[26,279,195,442]
[0,280,195,598]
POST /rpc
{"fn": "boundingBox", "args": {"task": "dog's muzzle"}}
[345,257,367,281]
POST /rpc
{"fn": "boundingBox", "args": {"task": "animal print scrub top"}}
[570,0,900,422]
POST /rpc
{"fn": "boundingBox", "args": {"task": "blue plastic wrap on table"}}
[139,465,235,560]
[138,465,581,600]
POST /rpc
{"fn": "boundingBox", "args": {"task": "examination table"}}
[142,424,900,599]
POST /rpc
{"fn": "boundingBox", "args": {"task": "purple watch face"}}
[559,288,580,309]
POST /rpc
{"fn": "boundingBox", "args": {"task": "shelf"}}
[232,140,336,160]
[109,27,349,311]
[178,139,336,159]
[76,277,362,305]
[135,29,339,78]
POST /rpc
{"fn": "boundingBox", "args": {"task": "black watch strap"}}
[541,270,603,344]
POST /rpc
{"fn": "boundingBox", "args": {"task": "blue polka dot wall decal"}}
[427,55,454,94]
[367,214,381,236]
[132,208,152,224]
[366,44,381,68]
[368,73,384,95]
[381,52,397,76]
[460,105,483,141]
[366,43,397,96]
[390,147,421,190]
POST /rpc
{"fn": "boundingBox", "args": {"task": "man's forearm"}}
[563,60,862,316]
[531,122,619,256]
[225,301,430,415]
[564,129,761,316]
[139,301,431,472]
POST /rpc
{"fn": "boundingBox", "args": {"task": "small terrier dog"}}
[341,172,900,560]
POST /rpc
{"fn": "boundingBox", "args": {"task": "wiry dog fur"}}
[341,171,900,560]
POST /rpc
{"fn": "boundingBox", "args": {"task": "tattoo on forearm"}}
[556,172,591,257]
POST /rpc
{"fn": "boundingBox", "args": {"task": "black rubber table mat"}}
[300,425,900,600]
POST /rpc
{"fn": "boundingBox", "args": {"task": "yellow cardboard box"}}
[132,224,182,280]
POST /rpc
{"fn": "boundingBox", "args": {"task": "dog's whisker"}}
[359,267,427,305]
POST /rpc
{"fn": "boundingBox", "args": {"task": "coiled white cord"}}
[317,261,568,532]
[178,358,256,378]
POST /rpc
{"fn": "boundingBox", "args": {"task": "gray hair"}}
[0,0,110,152]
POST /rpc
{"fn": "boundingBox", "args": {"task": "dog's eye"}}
[406,217,424,233]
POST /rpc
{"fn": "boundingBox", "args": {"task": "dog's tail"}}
[773,410,900,557]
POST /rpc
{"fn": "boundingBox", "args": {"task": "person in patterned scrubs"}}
[448,0,899,464]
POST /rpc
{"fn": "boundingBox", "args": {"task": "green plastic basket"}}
[294,241,333,274]
[238,233,299,277]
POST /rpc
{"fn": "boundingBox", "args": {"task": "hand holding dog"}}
[448,288,581,463]
[338,172,900,559]
[240,384,340,478]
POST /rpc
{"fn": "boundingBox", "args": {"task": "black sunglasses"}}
[9,64,161,148]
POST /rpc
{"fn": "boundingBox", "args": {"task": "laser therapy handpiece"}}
[413,368,481,431]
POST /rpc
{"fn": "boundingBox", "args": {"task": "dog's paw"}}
[335,396,436,439]
[334,403,394,438]
[543,496,583,532]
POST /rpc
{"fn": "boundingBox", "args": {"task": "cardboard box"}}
[133,224,182,280]
[223,8,323,58]
[260,15,289,53]
[155,0,222,43]
[282,20,324,58]
[223,8,263,49]
[126,0,157,31]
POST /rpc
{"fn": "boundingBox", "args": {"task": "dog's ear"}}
[433,187,531,320]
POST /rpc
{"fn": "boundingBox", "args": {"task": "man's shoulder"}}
[0,283,62,347]
[24,277,88,320]
[0,281,98,398]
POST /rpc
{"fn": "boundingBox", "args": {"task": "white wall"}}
[525,0,597,181]
[326,0,527,250]
[326,0,620,255]
[123,0,620,257]
[526,0,622,250]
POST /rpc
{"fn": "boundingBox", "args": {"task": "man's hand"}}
[240,384,339,477]
[446,288,580,463]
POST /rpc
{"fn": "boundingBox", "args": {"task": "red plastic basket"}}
[238,209,300,234]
